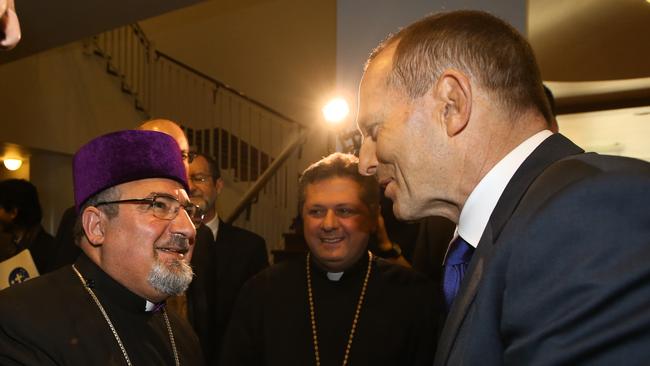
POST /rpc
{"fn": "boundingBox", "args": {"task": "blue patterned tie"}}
[442,236,475,312]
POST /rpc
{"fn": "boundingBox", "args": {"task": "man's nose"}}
[321,209,339,231]
[358,139,378,176]
[170,207,197,243]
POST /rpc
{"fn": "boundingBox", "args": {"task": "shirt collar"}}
[204,215,220,240]
[458,130,553,247]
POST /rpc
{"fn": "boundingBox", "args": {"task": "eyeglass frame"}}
[94,193,205,224]
[189,173,218,184]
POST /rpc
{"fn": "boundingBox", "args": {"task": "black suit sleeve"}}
[243,234,268,280]
[502,172,650,365]
[218,275,265,366]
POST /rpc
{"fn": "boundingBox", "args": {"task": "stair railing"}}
[88,23,306,255]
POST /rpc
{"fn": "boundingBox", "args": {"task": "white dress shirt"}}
[457,130,553,248]
[204,214,220,241]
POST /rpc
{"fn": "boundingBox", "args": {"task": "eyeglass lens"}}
[151,196,201,222]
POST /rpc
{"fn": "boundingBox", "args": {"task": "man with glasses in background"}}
[0,129,205,365]
[188,152,267,365]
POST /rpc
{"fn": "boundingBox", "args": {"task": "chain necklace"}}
[72,265,180,366]
[306,251,373,366]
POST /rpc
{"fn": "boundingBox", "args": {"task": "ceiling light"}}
[322,97,350,124]
[3,159,23,171]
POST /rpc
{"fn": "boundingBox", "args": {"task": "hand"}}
[1,0,21,51]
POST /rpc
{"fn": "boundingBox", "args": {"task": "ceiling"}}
[2,0,648,114]
[528,0,650,114]
[529,0,650,81]
[0,0,205,65]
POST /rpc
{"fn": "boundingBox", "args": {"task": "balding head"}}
[138,119,189,153]
[138,119,191,175]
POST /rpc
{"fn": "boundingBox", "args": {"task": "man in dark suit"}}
[356,10,650,366]
[188,152,268,365]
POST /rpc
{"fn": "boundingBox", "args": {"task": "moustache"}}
[155,233,191,255]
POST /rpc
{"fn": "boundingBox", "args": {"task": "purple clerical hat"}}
[73,130,188,212]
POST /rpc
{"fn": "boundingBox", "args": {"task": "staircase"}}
[85,24,307,258]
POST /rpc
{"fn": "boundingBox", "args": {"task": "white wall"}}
[0,41,146,232]
[0,42,146,155]
[559,107,650,162]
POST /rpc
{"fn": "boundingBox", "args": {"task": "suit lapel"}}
[435,223,494,365]
[434,134,584,365]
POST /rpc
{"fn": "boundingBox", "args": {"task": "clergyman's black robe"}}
[220,253,437,366]
[0,254,204,365]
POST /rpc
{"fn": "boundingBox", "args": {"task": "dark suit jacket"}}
[187,225,219,364]
[188,219,268,366]
[435,134,650,365]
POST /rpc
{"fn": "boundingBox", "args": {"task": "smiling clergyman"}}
[0,130,205,365]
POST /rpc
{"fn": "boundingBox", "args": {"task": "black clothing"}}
[0,224,56,274]
[50,206,81,271]
[187,225,219,364]
[0,254,204,365]
[186,220,268,366]
[221,254,437,366]
[436,134,650,365]
[411,216,456,281]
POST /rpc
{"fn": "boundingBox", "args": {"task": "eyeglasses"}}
[189,174,212,184]
[95,194,205,224]
[181,151,198,164]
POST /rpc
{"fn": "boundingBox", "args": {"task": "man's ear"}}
[215,177,224,195]
[435,69,472,137]
[81,207,107,246]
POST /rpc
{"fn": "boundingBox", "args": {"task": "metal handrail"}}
[225,128,308,224]
[89,23,306,252]
[154,51,306,128]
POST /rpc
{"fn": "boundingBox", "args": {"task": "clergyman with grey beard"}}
[0,130,206,365]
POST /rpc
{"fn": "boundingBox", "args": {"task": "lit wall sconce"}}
[3,158,23,171]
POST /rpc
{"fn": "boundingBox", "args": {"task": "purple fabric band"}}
[73,130,188,212]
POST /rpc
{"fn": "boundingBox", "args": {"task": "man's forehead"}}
[189,155,210,172]
[117,178,188,199]
[357,46,401,131]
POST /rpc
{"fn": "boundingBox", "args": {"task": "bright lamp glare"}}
[322,98,350,123]
[3,159,22,171]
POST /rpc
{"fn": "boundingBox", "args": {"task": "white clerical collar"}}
[204,214,220,240]
[145,300,156,311]
[327,272,344,281]
[458,130,553,247]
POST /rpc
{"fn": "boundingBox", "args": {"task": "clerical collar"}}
[458,130,553,247]
[145,300,161,312]
[73,253,153,314]
[204,214,220,240]
[326,272,344,281]
[309,251,370,281]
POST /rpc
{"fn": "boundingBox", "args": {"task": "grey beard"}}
[147,257,194,296]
